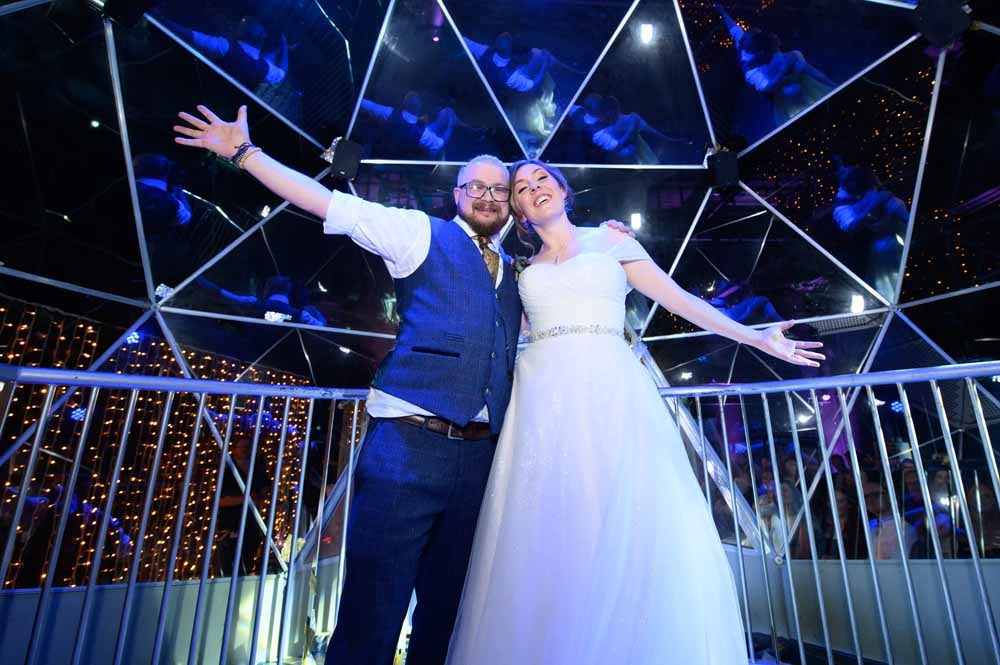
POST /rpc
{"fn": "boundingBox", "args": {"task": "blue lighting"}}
[126,331,141,345]
[70,407,86,421]
[890,400,904,414]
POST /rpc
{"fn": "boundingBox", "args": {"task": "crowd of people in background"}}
[708,437,1000,561]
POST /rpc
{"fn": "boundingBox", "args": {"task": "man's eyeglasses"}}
[459,181,511,202]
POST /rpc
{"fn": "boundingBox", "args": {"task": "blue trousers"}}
[327,419,496,665]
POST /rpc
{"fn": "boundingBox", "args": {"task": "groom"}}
[174,106,518,664]
[321,153,522,665]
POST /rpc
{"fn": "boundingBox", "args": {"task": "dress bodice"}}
[517,227,651,335]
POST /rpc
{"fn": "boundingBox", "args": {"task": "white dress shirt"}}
[324,189,504,421]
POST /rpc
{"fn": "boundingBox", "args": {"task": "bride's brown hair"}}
[508,159,574,252]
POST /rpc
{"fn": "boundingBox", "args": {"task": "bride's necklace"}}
[552,241,577,265]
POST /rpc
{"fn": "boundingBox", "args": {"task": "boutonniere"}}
[511,255,531,280]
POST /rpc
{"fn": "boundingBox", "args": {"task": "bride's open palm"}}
[756,321,825,367]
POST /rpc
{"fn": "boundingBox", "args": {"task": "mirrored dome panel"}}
[146,0,391,140]
[350,0,524,162]
[542,1,710,165]
[742,41,936,303]
[1,6,146,299]
[447,0,632,157]
[677,0,916,150]
[900,31,1000,302]
[645,190,882,339]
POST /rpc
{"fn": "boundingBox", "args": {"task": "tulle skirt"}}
[446,334,748,664]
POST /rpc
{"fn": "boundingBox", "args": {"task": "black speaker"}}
[911,0,972,47]
[320,137,362,181]
[707,150,739,188]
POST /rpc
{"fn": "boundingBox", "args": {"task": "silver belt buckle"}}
[446,422,464,440]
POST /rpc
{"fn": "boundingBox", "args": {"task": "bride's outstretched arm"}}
[623,260,825,367]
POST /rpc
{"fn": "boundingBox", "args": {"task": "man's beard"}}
[460,203,507,237]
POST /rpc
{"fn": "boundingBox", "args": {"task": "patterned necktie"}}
[476,235,500,285]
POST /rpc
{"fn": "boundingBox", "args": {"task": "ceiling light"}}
[640,23,654,45]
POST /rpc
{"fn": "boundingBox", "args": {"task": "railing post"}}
[110,391,176,665]
[151,393,209,665]
[762,394,808,665]
[809,389,862,664]
[897,383,965,665]
[836,388,895,665]
[738,395,781,661]
[929,380,1000,664]
[277,398,317,661]
[219,398,267,663]
[334,400,361,628]
[783,392,835,665]
[186,394,239,665]
[249,396,293,664]
[866,385,928,665]
[70,389,140,665]
[26,387,102,665]
[0,385,57,588]
[719,396,754,659]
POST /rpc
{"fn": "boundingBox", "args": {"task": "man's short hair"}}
[457,154,507,187]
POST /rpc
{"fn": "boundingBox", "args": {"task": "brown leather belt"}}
[394,414,493,440]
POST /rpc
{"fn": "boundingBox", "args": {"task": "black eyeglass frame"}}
[458,181,512,202]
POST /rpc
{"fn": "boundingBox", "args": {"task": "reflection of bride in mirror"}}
[715,3,835,126]
[464,33,566,147]
[831,158,908,298]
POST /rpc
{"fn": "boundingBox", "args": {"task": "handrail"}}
[0,364,369,400]
[656,360,1000,398]
[4,360,999,402]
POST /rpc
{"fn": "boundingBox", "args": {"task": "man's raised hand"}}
[174,105,251,159]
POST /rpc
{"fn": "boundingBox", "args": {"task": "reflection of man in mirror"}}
[832,160,908,298]
[152,11,289,91]
[591,95,688,164]
[195,274,327,327]
[716,3,835,126]
[134,153,192,229]
[704,277,783,325]
[566,94,686,164]
[360,92,460,159]
[133,153,195,285]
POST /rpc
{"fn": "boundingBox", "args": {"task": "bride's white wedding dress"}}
[446,228,747,664]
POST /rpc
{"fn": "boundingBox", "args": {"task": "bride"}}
[445,160,824,664]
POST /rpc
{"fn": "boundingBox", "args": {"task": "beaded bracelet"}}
[236,146,262,169]
[229,142,254,165]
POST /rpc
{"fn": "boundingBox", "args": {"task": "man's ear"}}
[453,187,461,206]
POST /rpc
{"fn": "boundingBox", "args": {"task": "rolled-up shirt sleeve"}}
[324,189,431,278]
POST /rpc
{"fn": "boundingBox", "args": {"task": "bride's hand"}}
[174,104,251,159]
[753,321,825,367]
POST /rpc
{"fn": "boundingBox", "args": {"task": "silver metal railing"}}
[0,364,368,665]
[1,360,999,664]
[657,359,1000,665]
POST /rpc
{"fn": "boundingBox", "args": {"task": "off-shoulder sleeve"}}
[604,230,653,264]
